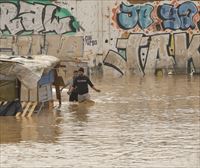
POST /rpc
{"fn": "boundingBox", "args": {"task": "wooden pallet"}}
[0,101,8,106]
[16,102,37,117]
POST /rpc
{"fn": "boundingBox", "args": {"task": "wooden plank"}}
[0,101,8,106]
[3,101,7,105]
[21,102,26,109]
[16,102,26,117]
[16,112,22,117]
[21,102,32,117]
[27,102,37,117]
[15,101,38,117]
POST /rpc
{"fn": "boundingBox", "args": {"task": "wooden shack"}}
[0,55,60,117]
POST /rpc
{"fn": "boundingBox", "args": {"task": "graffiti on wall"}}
[85,36,97,46]
[103,33,200,75]
[158,2,198,30]
[107,1,200,75]
[116,3,154,30]
[0,0,79,35]
[112,1,200,32]
[0,35,84,59]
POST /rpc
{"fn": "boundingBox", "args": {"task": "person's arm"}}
[87,77,101,92]
[68,78,76,94]
[60,80,71,92]
[92,86,101,92]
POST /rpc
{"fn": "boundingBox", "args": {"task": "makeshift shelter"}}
[0,54,60,116]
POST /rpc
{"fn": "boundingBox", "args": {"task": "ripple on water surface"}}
[0,75,200,168]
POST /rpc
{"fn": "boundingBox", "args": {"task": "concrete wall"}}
[0,1,83,60]
[0,0,199,75]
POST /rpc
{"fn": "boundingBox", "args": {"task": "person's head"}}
[78,67,84,76]
[73,70,78,77]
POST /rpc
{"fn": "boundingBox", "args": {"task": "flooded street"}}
[0,75,200,168]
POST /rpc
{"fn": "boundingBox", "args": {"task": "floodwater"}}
[0,75,200,168]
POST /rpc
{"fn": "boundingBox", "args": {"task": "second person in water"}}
[68,67,101,102]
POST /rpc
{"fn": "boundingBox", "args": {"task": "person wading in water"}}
[60,70,79,102]
[68,67,101,102]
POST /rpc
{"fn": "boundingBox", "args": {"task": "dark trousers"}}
[69,92,78,102]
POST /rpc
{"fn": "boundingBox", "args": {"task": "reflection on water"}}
[0,75,200,168]
[0,110,63,144]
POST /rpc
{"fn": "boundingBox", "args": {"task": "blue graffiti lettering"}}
[138,5,154,29]
[158,4,181,30]
[158,2,198,30]
[117,3,138,30]
[117,3,153,30]
[178,2,198,30]
[116,1,199,31]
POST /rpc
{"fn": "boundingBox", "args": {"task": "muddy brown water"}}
[0,75,200,168]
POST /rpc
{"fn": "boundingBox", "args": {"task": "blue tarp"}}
[0,100,22,116]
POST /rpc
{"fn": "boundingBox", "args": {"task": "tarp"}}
[0,100,22,116]
[0,55,59,89]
